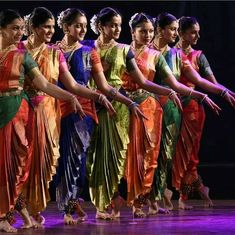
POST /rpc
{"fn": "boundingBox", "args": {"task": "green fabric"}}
[198,53,214,78]
[87,44,130,211]
[87,101,129,211]
[155,54,174,83]
[0,51,37,128]
[0,93,28,128]
[151,48,182,201]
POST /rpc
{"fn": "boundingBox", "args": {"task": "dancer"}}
[0,8,86,233]
[19,7,115,227]
[125,12,221,217]
[173,16,235,209]
[55,8,146,224]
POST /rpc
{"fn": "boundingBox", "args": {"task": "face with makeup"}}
[158,20,179,44]
[132,20,154,46]
[1,17,24,45]
[180,22,200,45]
[99,15,122,40]
[33,18,55,43]
[66,15,87,42]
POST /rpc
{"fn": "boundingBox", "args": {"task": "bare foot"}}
[76,203,88,222]
[111,195,125,218]
[19,208,33,229]
[30,216,44,229]
[64,214,77,225]
[199,186,213,208]
[32,212,45,225]
[0,220,17,233]
[132,206,146,218]
[163,188,174,210]
[178,198,193,210]
[148,200,170,215]
[96,210,112,220]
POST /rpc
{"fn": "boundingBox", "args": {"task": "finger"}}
[106,102,116,114]
[138,110,148,120]
[174,98,182,111]
[133,109,148,120]
[77,109,86,120]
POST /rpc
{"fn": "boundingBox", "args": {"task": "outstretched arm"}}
[31,68,86,119]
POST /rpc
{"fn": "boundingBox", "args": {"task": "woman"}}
[173,16,235,209]
[125,12,221,217]
[19,7,115,227]
[150,12,235,210]
[0,9,87,233]
[55,8,146,224]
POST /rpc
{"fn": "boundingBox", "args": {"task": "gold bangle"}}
[201,94,208,103]
[188,88,193,96]
[109,88,118,100]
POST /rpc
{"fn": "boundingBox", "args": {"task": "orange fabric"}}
[22,44,64,214]
[91,49,103,74]
[173,99,205,189]
[60,95,98,123]
[0,50,24,91]
[125,97,162,205]
[172,50,206,190]
[123,46,163,205]
[24,96,60,214]
[0,99,34,215]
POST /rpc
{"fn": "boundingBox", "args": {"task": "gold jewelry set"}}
[175,41,192,55]
[96,37,116,49]
[0,45,17,65]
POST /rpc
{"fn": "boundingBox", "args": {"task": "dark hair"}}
[30,7,54,28]
[58,8,85,26]
[0,9,21,28]
[178,16,198,33]
[154,12,177,30]
[97,7,121,25]
[129,12,154,30]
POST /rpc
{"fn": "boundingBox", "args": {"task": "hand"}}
[129,105,148,120]
[70,96,86,120]
[203,96,221,115]
[223,92,235,109]
[168,91,183,111]
[97,94,116,116]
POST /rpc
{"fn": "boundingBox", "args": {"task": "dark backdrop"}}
[1,1,235,199]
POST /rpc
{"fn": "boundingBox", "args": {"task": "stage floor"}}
[2,200,235,234]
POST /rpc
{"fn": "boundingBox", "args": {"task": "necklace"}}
[58,38,79,52]
[151,41,169,54]
[175,41,192,55]
[130,42,146,58]
[96,37,116,50]
[26,36,46,60]
[57,38,81,70]
[0,44,16,65]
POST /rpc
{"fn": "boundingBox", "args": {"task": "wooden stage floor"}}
[1,200,235,234]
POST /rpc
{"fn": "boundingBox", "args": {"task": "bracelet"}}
[97,94,106,104]
[201,94,208,103]
[220,88,228,97]
[128,101,138,110]
[188,88,193,96]
[109,88,118,100]
[70,95,76,101]
[168,89,176,98]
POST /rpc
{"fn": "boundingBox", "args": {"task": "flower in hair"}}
[90,14,99,34]
[129,13,139,29]
[57,10,65,29]
[152,17,157,24]
[23,14,31,36]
